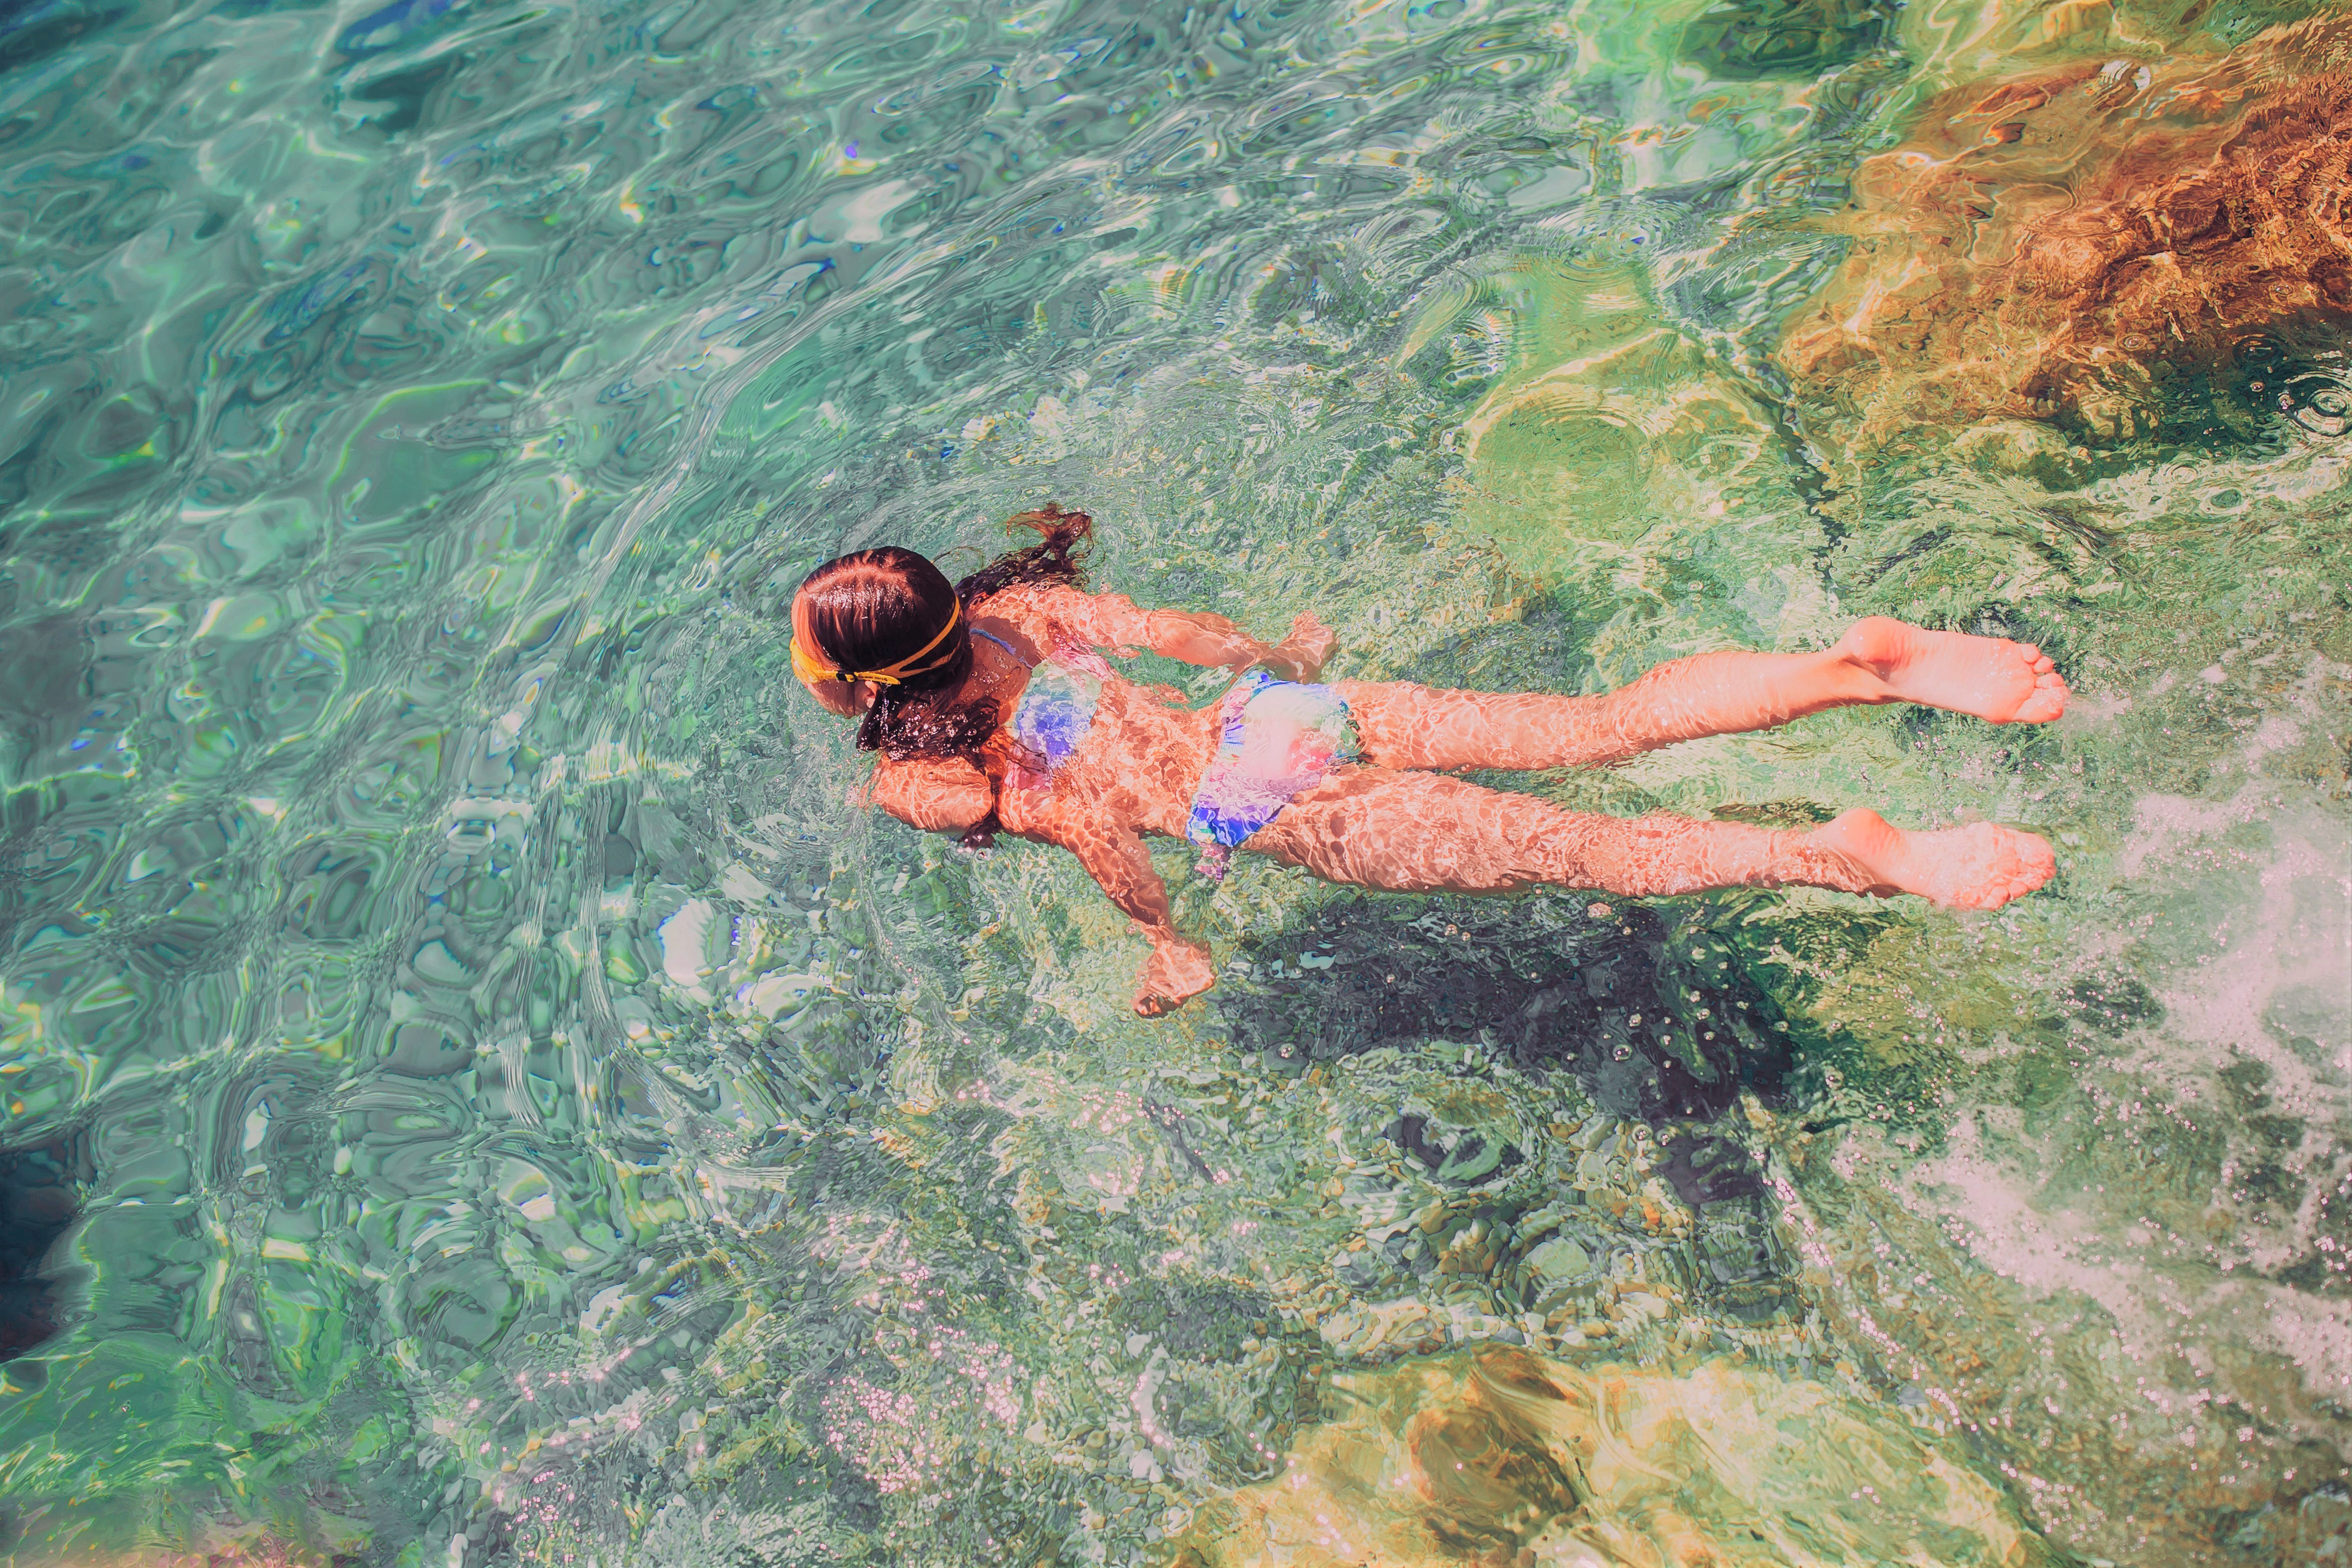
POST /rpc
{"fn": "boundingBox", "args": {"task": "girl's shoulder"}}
[971,581,1091,647]
[974,581,1147,656]
[971,580,1090,619]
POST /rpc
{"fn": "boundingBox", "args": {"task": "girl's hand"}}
[1262,614,1336,682]
[1134,939,1216,1017]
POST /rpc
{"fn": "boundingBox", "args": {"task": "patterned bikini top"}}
[975,626,1110,785]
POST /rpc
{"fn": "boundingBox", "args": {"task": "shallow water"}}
[1,0,2350,1561]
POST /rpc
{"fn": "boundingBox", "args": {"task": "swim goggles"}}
[791,601,963,686]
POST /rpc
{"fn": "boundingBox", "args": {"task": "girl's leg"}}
[1244,767,2054,910]
[1337,618,2067,770]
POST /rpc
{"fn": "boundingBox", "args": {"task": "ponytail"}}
[953,503,1093,605]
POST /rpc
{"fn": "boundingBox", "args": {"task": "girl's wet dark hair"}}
[952,501,1092,606]
[794,503,1093,760]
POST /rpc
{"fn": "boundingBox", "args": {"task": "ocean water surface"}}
[1,0,2350,1561]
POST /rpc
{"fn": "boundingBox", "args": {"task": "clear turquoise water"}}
[1,0,2350,1561]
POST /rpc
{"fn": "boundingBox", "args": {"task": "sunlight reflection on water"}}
[1,0,2350,1560]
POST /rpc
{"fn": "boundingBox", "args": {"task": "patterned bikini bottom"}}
[1184,669,1360,879]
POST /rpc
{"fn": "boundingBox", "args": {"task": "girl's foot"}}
[1836,617,2069,724]
[1809,809,2055,909]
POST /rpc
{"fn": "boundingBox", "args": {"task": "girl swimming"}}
[791,507,2065,1017]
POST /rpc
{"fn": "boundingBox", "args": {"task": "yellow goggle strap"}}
[792,601,963,687]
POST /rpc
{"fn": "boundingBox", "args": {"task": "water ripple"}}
[8,0,2344,1561]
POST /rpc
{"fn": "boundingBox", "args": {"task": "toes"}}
[2015,691,2067,723]
[1930,826,2054,908]
[1986,833,2055,906]
[2011,670,2068,722]
[2015,642,2041,663]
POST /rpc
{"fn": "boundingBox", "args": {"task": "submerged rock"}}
[1393,250,1818,578]
[0,1132,86,1363]
[1680,0,1895,81]
[1457,325,1807,571]
[1778,23,2352,472]
[1171,1343,2063,1566]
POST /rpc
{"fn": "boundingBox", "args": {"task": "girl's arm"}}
[874,758,1212,1014]
[1023,583,1334,680]
[1056,810,1216,1016]
[870,756,995,834]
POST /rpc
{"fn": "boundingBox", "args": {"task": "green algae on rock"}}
[1170,1343,2065,1567]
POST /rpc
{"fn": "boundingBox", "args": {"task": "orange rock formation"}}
[1778,21,2352,469]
